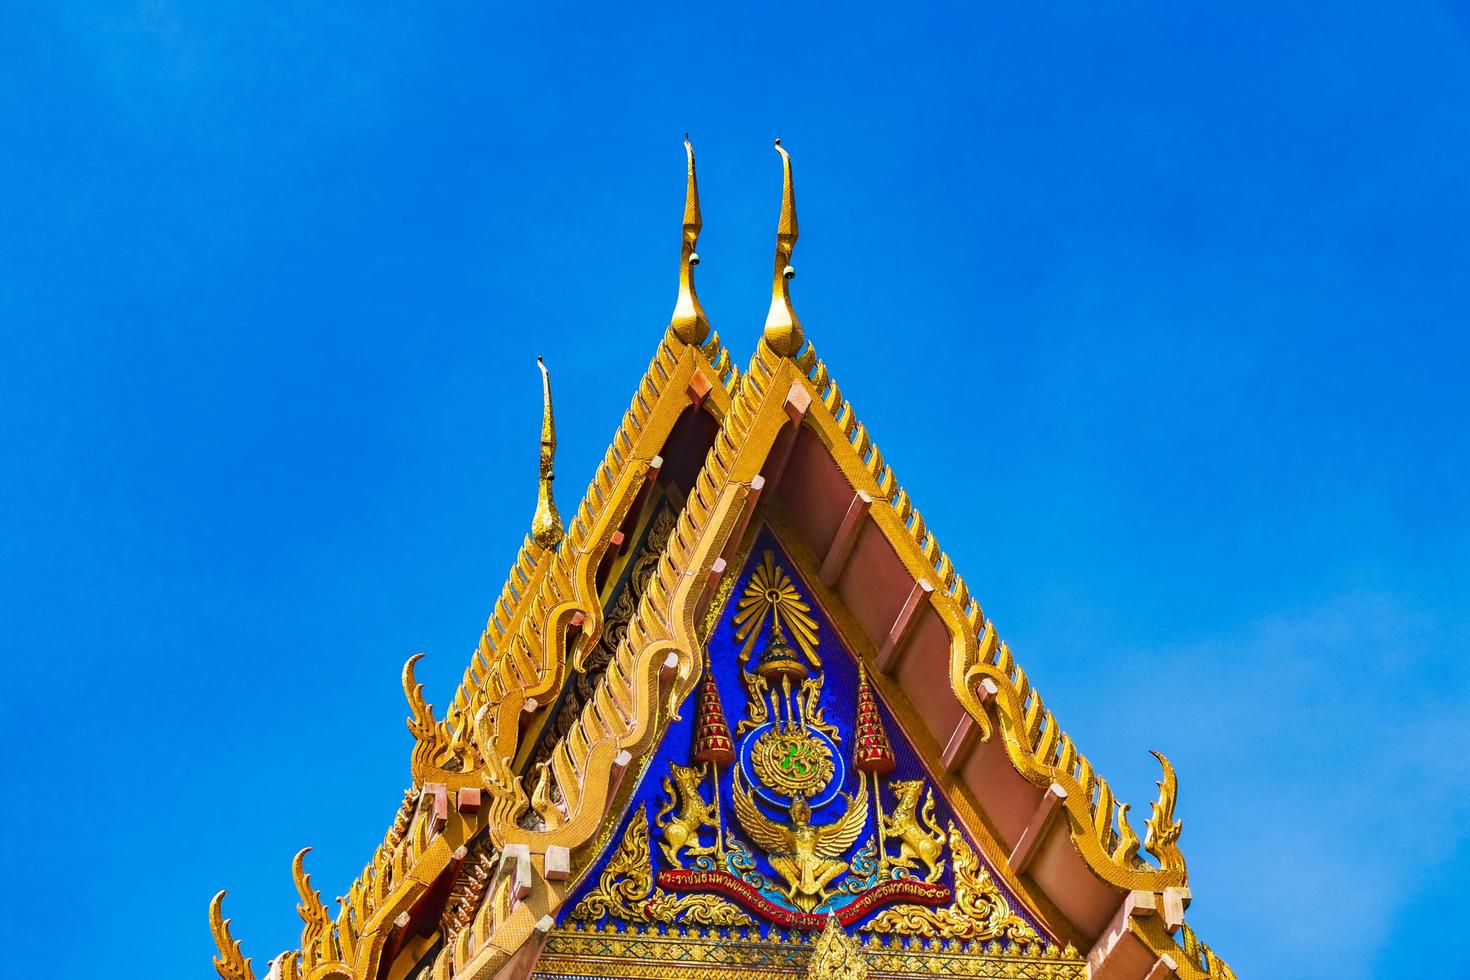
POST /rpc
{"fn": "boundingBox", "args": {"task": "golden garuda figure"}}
[731,772,869,912]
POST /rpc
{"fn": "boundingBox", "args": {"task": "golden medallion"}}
[751,725,835,798]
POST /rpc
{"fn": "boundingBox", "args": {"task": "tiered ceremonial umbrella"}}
[852,663,896,868]
[693,652,736,856]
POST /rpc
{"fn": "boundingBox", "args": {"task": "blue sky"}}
[3,4,1468,978]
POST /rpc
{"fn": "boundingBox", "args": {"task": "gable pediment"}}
[545,530,1083,978]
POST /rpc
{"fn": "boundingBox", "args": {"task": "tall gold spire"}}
[531,356,564,549]
[668,134,711,346]
[762,138,803,357]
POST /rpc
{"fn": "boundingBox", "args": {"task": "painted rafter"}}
[410,330,739,786]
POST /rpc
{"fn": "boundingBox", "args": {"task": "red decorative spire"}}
[693,655,736,766]
[852,663,895,776]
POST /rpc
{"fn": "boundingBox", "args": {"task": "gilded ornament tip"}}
[669,135,711,345]
[210,890,255,980]
[763,138,804,357]
[1143,749,1186,875]
[531,358,564,549]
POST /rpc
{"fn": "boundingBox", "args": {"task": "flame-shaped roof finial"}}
[668,134,711,345]
[762,138,803,357]
[531,357,564,549]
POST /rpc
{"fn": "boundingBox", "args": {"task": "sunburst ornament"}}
[733,550,820,668]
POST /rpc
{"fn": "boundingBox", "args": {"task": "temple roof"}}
[210,141,1234,980]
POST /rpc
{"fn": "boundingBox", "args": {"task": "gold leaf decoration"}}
[538,923,1088,979]
[209,891,256,980]
[734,550,819,667]
[1111,801,1141,865]
[863,823,1037,943]
[570,804,752,927]
[806,915,868,980]
[1143,750,1185,873]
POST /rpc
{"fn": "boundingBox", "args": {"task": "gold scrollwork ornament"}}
[864,823,1038,943]
[571,803,752,927]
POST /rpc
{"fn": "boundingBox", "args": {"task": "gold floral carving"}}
[537,922,1087,980]
[863,824,1036,944]
[570,804,753,927]
[1172,922,1239,980]
[798,668,840,740]
[292,847,349,972]
[736,664,772,735]
[807,916,868,980]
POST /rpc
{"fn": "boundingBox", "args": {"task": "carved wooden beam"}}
[875,578,932,673]
[489,915,555,980]
[1086,891,1160,980]
[819,490,872,586]
[686,369,713,409]
[501,844,533,907]
[715,477,765,578]
[1007,782,1067,874]
[607,748,634,807]
[942,679,995,771]
[699,556,728,614]
[1143,954,1179,980]
[543,845,570,882]
[761,381,812,493]
[1162,886,1190,934]
[423,782,450,835]
[604,456,664,577]
[940,714,980,772]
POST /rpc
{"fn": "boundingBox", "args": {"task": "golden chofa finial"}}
[763,138,803,357]
[531,356,564,549]
[668,134,711,346]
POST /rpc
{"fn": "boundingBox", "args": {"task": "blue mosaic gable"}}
[560,527,1047,941]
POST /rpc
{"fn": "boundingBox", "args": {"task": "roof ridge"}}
[438,329,789,979]
[405,329,738,785]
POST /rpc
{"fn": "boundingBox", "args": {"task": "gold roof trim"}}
[211,330,1225,980]
[207,158,746,980]
[537,920,1086,980]
[788,336,1188,891]
[340,329,739,980]
[1131,914,1238,980]
[438,299,797,980]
